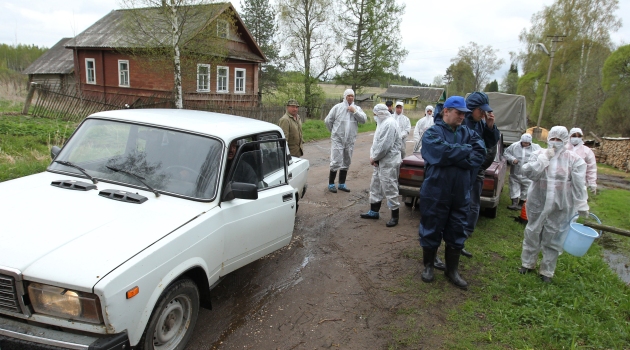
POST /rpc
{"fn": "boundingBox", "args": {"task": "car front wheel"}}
[138,278,200,350]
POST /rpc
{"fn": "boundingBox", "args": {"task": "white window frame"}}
[197,64,210,92]
[118,60,130,87]
[217,66,229,93]
[234,68,246,93]
[85,58,96,84]
[217,20,229,38]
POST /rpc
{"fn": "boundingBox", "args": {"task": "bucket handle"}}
[571,213,603,237]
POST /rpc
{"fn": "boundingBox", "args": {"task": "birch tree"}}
[451,42,504,92]
[120,0,231,109]
[334,0,407,92]
[278,0,341,117]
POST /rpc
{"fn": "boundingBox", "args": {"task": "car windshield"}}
[48,119,223,200]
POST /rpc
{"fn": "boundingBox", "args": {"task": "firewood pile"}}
[599,137,630,172]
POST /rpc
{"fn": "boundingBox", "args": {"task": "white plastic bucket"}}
[563,213,602,257]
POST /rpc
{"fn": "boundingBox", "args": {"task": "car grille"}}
[0,273,22,314]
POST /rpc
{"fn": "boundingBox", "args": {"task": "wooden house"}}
[378,85,445,110]
[64,3,265,107]
[23,38,75,90]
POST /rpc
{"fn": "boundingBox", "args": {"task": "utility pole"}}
[534,35,565,140]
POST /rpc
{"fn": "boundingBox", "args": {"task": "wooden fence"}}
[26,84,347,124]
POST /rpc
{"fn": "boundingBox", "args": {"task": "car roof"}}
[88,109,283,140]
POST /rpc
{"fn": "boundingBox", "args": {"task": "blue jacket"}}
[463,114,500,150]
[420,119,486,203]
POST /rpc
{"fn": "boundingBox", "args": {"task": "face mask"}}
[548,141,564,150]
[570,137,582,146]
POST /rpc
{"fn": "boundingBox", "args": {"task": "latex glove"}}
[588,185,597,194]
[578,210,589,218]
[544,148,555,160]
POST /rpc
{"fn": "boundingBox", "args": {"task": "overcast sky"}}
[1,0,628,85]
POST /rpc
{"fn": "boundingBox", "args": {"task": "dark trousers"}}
[465,176,483,236]
[418,201,469,250]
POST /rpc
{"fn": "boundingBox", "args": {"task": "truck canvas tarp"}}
[466,92,528,146]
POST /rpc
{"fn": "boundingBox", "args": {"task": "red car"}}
[399,138,507,218]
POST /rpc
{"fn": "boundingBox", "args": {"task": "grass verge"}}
[388,182,630,349]
[0,115,77,182]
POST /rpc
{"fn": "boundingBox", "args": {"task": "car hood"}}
[0,172,214,292]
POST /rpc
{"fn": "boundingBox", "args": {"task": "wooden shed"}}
[22,38,75,91]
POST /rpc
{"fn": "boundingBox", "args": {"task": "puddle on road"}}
[603,249,630,284]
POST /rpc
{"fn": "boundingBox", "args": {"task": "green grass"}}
[0,99,24,114]
[303,117,420,142]
[599,163,630,180]
[387,181,630,349]
[0,115,77,182]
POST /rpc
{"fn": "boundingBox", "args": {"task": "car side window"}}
[228,139,287,191]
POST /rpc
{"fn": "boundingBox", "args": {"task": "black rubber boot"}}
[461,248,473,258]
[507,198,520,210]
[338,170,350,192]
[434,256,446,271]
[517,199,525,210]
[444,246,468,290]
[421,247,437,282]
[360,202,381,219]
[328,171,337,193]
[518,266,534,274]
[386,209,399,227]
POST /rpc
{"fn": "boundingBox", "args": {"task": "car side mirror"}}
[222,182,258,201]
[51,146,61,160]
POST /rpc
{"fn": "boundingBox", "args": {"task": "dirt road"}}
[186,133,451,349]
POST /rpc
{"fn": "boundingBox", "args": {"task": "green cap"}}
[287,99,300,107]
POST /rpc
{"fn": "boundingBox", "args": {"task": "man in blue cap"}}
[461,92,501,258]
[418,96,486,290]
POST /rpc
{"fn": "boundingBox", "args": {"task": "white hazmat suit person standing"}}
[413,105,434,152]
[393,101,411,159]
[566,127,598,194]
[504,133,541,210]
[519,126,589,283]
[325,89,367,193]
[360,104,402,227]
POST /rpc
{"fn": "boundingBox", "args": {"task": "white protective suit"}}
[325,89,367,171]
[393,101,411,159]
[566,127,597,192]
[504,133,542,200]
[369,104,402,209]
[520,126,589,278]
[413,105,434,152]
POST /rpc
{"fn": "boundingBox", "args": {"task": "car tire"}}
[485,206,498,219]
[138,278,200,350]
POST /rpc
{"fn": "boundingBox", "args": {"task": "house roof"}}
[65,3,265,62]
[23,38,74,75]
[355,93,375,101]
[379,85,444,101]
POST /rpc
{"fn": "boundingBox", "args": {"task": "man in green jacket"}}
[279,99,304,157]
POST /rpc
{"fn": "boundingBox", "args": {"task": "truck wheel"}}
[138,279,200,350]
[485,206,498,219]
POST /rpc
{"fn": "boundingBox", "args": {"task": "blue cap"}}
[443,96,471,112]
[466,91,493,112]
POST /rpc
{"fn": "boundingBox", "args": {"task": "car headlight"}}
[27,282,103,324]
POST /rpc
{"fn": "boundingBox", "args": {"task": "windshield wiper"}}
[54,160,97,184]
[106,166,160,197]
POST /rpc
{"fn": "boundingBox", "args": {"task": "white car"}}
[0,109,309,349]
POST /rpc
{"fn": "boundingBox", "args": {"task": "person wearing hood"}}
[418,96,486,290]
[566,127,597,194]
[393,101,411,159]
[519,126,589,283]
[325,89,367,193]
[413,105,434,153]
[461,92,501,258]
[504,133,542,210]
[360,104,402,227]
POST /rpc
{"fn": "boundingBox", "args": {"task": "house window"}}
[217,20,228,38]
[234,68,245,93]
[86,58,96,84]
[197,64,210,92]
[118,60,130,87]
[217,66,228,92]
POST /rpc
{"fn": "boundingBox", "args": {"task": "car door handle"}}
[288,172,293,180]
[282,193,293,202]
